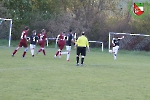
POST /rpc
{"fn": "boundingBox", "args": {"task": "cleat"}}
[76,63,79,66]
[81,64,84,66]
[12,54,14,57]
[32,55,34,57]
[54,55,56,58]
[67,60,70,61]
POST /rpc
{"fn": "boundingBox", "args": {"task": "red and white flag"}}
[133,3,144,16]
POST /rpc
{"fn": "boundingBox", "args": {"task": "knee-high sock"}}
[114,54,116,60]
[22,51,26,57]
[31,48,34,55]
[38,49,42,52]
[12,50,17,55]
[76,56,79,64]
[23,48,28,57]
[55,51,60,56]
[43,50,46,55]
[81,57,84,64]
[67,52,70,60]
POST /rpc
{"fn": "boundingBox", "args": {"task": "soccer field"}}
[0,47,150,100]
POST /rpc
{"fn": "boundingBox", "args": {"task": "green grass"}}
[0,46,150,100]
[0,39,20,47]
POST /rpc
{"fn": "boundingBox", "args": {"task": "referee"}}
[74,32,90,66]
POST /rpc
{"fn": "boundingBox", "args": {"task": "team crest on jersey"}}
[133,3,144,16]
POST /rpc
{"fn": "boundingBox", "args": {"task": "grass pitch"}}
[0,46,150,100]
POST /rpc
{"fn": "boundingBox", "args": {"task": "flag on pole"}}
[133,3,144,16]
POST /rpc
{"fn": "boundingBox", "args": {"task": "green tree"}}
[2,0,62,39]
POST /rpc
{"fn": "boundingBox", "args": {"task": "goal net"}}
[108,32,150,51]
[0,18,12,47]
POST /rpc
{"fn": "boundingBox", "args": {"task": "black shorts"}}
[76,47,86,56]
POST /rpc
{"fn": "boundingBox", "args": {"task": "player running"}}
[61,29,74,61]
[37,29,47,55]
[54,32,66,58]
[29,30,38,57]
[12,26,29,57]
[112,36,124,60]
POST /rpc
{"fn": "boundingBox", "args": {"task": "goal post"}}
[0,18,12,47]
[108,32,150,51]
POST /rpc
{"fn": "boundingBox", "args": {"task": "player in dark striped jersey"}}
[64,29,74,61]
[30,30,38,57]
[59,29,74,61]
[112,36,124,60]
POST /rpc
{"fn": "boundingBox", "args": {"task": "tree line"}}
[0,0,150,48]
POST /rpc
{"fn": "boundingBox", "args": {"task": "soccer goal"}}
[89,41,103,52]
[108,32,150,51]
[0,18,12,47]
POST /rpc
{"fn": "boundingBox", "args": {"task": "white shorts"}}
[113,46,119,54]
[66,46,71,51]
[30,44,36,49]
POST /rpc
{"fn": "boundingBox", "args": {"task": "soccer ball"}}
[109,50,112,53]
